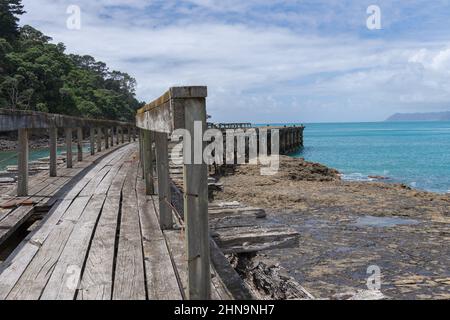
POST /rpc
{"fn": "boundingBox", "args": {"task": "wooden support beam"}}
[96,128,102,152]
[17,128,29,196]
[110,127,115,147]
[115,127,120,145]
[65,128,73,168]
[105,128,110,149]
[49,127,58,177]
[77,127,83,162]
[138,129,143,178]
[143,130,155,195]
[90,127,95,155]
[155,132,172,229]
[0,109,134,132]
[181,95,211,300]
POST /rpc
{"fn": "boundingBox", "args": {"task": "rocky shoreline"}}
[0,136,52,151]
[212,156,450,300]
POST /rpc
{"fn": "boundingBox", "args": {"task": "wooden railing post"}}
[115,127,119,145]
[90,127,95,155]
[105,128,110,149]
[181,92,211,300]
[96,128,102,152]
[155,131,172,229]
[139,129,144,178]
[110,127,114,147]
[77,127,83,162]
[128,127,132,142]
[132,127,137,141]
[135,86,211,300]
[143,130,155,195]
[121,127,125,144]
[17,128,29,196]
[65,128,73,168]
[49,127,58,177]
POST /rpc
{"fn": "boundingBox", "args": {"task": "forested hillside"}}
[0,0,143,121]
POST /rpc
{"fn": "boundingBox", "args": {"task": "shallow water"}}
[0,144,92,171]
[353,216,420,228]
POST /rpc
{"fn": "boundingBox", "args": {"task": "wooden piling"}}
[97,128,102,152]
[65,128,73,168]
[143,130,155,195]
[155,132,172,230]
[90,127,95,155]
[77,127,83,162]
[17,128,29,196]
[105,128,109,149]
[49,127,58,177]
[182,96,211,300]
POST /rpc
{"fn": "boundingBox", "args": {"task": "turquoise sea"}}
[0,145,91,172]
[262,121,450,194]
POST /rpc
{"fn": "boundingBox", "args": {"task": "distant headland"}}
[386,111,450,121]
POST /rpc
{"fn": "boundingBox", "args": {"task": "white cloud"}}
[19,0,450,122]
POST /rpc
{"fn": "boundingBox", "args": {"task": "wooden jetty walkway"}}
[0,86,305,300]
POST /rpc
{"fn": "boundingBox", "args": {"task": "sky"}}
[19,0,450,123]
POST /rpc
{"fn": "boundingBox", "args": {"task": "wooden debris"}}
[212,226,299,254]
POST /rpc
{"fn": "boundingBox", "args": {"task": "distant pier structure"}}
[209,122,305,155]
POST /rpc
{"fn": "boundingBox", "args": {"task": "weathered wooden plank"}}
[0,199,73,299]
[136,86,207,133]
[112,163,146,300]
[164,229,222,300]
[0,109,133,132]
[212,226,300,254]
[0,145,129,295]
[40,194,107,300]
[0,206,35,246]
[136,177,182,300]
[208,207,266,219]
[77,163,130,300]
[7,196,91,300]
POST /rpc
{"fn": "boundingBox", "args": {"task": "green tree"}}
[0,6,143,121]
[0,0,25,41]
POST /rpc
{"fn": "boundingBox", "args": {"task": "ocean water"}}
[0,145,91,172]
[263,121,450,194]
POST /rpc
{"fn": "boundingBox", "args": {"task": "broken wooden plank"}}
[212,226,300,254]
[6,196,91,300]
